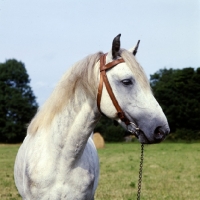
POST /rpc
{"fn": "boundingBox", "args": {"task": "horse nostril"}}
[154,126,166,141]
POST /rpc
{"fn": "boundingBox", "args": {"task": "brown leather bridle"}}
[97,53,140,135]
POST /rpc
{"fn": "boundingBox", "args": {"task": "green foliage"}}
[168,128,200,142]
[0,59,38,143]
[94,115,126,142]
[150,67,200,140]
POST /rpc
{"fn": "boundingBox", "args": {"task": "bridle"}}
[97,53,140,137]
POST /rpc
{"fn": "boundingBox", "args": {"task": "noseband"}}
[97,54,140,136]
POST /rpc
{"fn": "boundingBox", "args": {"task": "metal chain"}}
[137,144,144,200]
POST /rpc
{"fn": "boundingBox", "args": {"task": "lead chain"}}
[137,144,144,200]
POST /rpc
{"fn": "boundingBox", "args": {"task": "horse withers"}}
[14,34,170,200]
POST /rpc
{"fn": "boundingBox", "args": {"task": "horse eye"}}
[121,79,133,86]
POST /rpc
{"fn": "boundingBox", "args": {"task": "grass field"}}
[0,142,200,200]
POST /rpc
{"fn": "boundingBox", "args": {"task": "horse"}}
[14,34,170,200]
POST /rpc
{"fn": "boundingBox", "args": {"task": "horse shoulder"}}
[15,134,58,198]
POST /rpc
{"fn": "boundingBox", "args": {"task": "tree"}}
[150,67,200,141]
[0,59,38,143]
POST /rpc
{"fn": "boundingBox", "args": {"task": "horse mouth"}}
[136,130,151,144]
[137,128,166,144]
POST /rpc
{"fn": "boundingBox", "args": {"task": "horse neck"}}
[49,96,100,162]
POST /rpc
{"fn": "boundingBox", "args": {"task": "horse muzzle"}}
[127,122,170,144]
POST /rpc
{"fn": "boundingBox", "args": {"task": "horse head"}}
[97,34,170,144]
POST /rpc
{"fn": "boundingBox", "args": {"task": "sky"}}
[0,0,200,106]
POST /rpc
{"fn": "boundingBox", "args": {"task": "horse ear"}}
[112,34,121,59]
[129,40,140,56]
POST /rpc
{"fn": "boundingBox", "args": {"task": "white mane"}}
[28,52,102,134]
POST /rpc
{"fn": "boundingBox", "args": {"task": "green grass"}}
[0,144,20,200]
[95,142,200,200]
[0,142,200,200]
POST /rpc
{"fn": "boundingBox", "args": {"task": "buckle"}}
[127,122,140,137]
